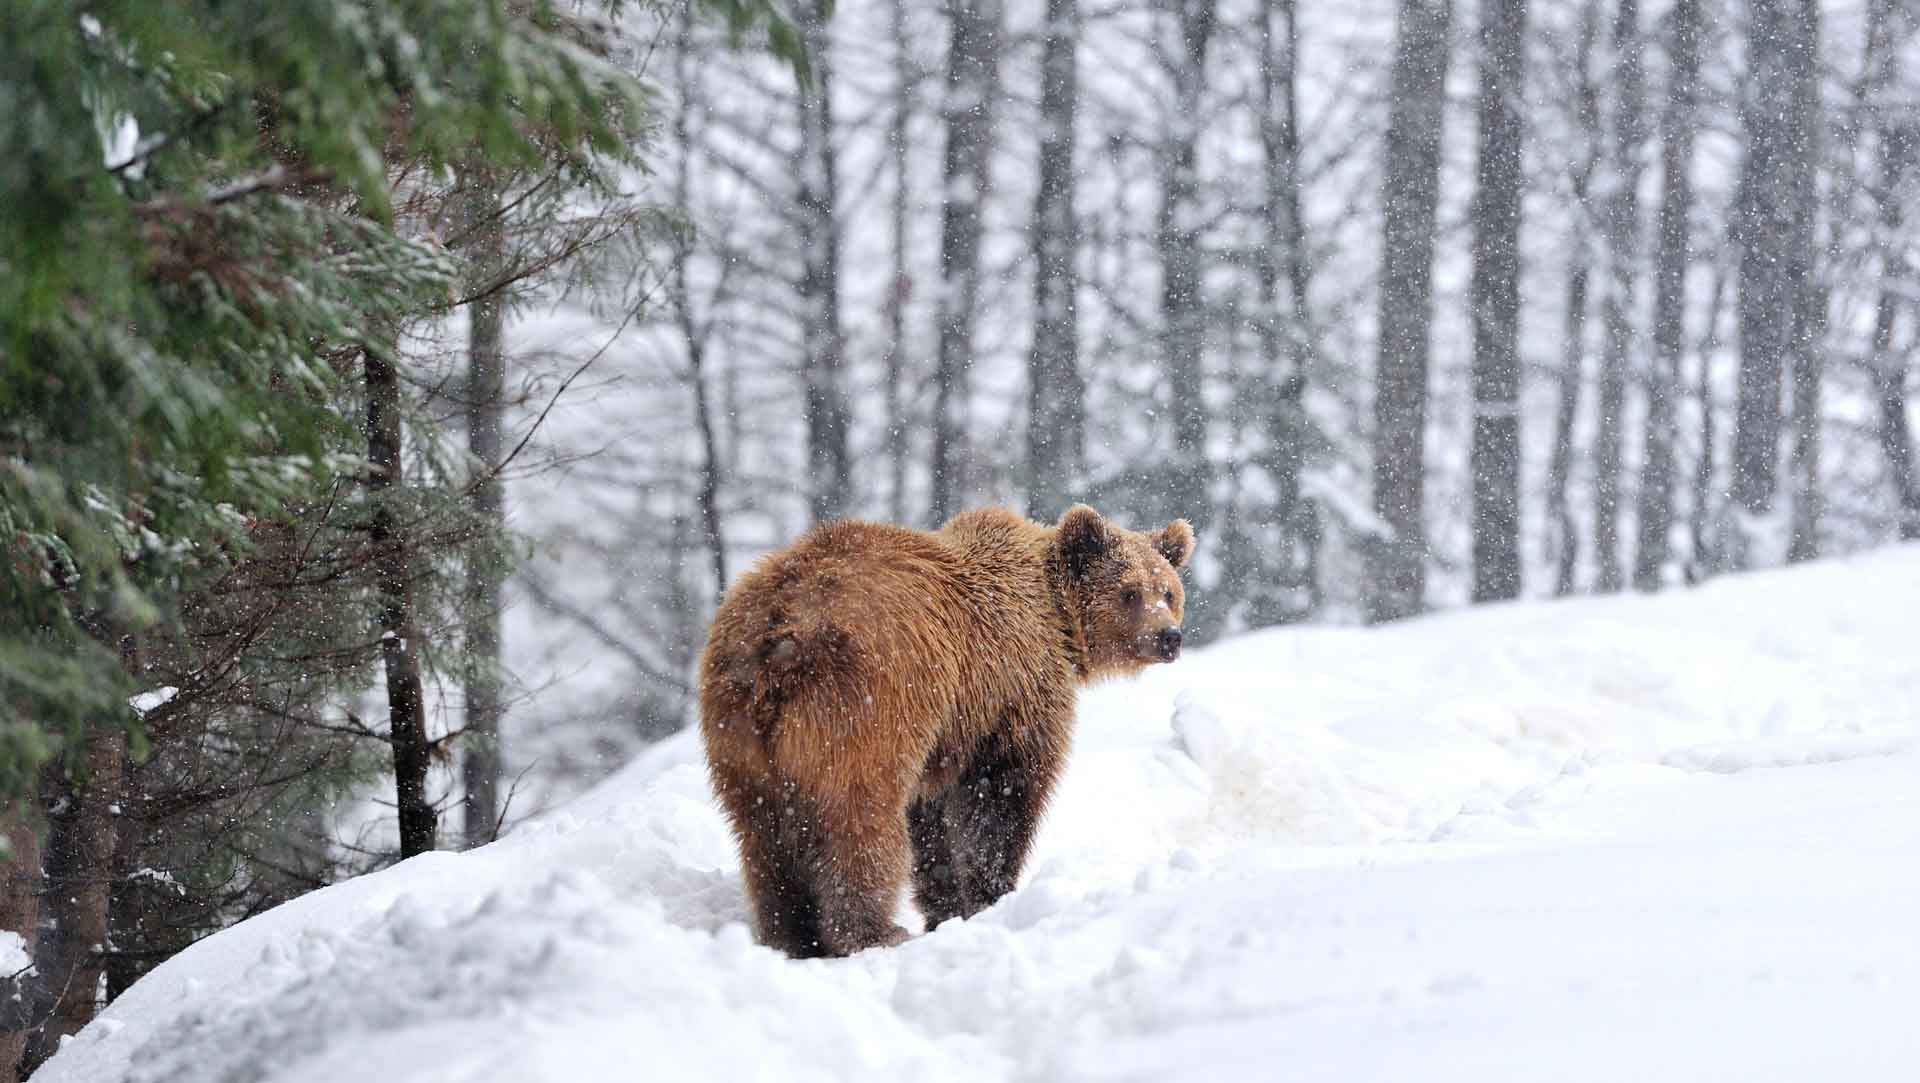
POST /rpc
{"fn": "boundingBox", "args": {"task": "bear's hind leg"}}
[711,764,828,957]
[908,791,970,929]
[805,786,914,957]
[942,725,1063,917]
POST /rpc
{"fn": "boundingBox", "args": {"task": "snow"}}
[38,545,1920,1083]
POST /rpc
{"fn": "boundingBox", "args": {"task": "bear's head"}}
[1052,504,1195,678]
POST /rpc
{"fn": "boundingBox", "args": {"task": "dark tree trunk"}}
[796,0,852,524]
[671,4,728,597]
[1546,0,1602,598]
[1367,0,1452,623]
[461,173,506,849]
[1785,2,1825,564]
[1593,0,1644,594]
[1156,0,1220,510]
[929,0,1001,526]
[1865,0,1919,541]
[1026,0,1083,521]
[1255,0,1317,621]
[1468,0,1529,604]
[366,348,437,860]
[1733,0,1820,531]
[21,731,125,1075]
[1632,0,1699,591]
[885,0,915,525]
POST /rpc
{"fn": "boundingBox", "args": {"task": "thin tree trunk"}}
[1548,256,1590,598]
[1026,0,1083,521]
[1546,0,1601,598]
[1157,0,1220,517]
[1688,263,1730,580]
[21,731,125,1074]
[672,4,729,596]
[928,0,1001,526]
[1865,0,1920,542]
[1733,0,1819,534]
[885,0,914,525]
[1785,1,1825,564]
[1367,0,1452,623]
[460,172,506,849]
[1631,0,1699,591]
[1469,0,1529,604]
[1258,0,1316,620]
[796,0,851,524]
[1593,0,1643,593]
[1876,342,1919,540]
[366,348,437,860]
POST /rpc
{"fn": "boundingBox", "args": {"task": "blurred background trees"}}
[4,0,1919,1072]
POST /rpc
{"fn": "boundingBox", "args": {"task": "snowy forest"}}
[3,0,1918,1077]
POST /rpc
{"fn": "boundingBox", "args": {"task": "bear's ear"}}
[1154,519,1195,569]
[1056,504,1112,579]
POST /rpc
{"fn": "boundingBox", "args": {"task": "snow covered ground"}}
[39,546,1920,1082]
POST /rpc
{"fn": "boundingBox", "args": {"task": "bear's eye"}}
[1164,591,1175,607]
[1120,588,1140,607]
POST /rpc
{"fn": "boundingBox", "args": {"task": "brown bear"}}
[698,504,1194,958]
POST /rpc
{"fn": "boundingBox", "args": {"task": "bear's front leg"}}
[913,722,1063,925]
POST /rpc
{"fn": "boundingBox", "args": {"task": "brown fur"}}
[699,504,1194,958]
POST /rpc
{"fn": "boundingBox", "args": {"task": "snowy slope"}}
[39,547,1920,1083]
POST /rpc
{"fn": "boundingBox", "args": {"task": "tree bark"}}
[671,3,729,597]
[1733,0,1819,531]
[1026,0,1083,521]
[885,0,915,526]
[460,172,506,849]
[928,0,1001,526]
[1785,2,1825,564]
[1367,0,1452,623]
[21,732,125,1075]
[1631,0,1699,591]
[796,0,851,525]
[1255,0,1317,622]
[1468,0,1529,604]
[1865,0,1918,541]
[366,348,437,860]
[1546,0,1601,598]
[1156,0,1220,522]
[1593,0,1643,593]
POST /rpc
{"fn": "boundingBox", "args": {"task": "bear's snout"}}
[1154,626,1183,662]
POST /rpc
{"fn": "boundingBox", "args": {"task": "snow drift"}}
[39,546,1920,1082]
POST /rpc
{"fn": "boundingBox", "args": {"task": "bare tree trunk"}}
[1367,0,1452,623]
[1631,0,1699,591]
[1156,0,1220,519]
[1877,344,1919,540]
[1785,1,1825,564]
[928,0,1000,526]
[671,4,728,596]
[1733,0,1819,536]
[366,348,437,860]
[460,173,506,849]
[885,0,915,525]
[1469,0,1529,604]
[1688,263,1730,580]
[796,0,851,524]
[0,804,40,1082]
[1026,0,1083,521]
[1256,0,1317,621]
[1546,0,1602,598]
[21,732,125,1074]
[1593,0,1643,593]
[1864,0,1920,542]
